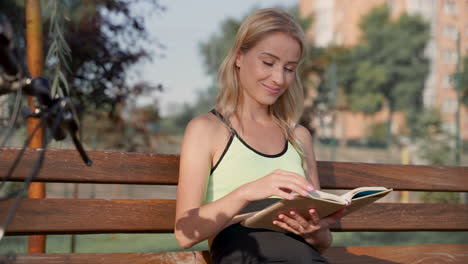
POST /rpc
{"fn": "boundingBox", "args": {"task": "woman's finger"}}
[273,217,299,235]
[308,208,320,224]
[275,170,315,190]
[276,189,296,200]
[275,181,311,197]
[278,213,305,232]
[289,210,309,229]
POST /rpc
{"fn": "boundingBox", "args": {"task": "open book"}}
[239,187,392,232]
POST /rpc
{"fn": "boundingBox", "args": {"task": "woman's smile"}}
[236,31,301,106]
[261,82,282,95]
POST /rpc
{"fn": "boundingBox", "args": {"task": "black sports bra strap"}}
[210,109,236,134]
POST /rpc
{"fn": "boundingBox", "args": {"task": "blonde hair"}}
[216,8,307,165]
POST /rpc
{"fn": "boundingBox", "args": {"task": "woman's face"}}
[235,32,301,106]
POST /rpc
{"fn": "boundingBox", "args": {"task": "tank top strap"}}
[210,109,237,135]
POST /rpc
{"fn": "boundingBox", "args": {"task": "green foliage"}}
[340,5,430,113]
[1,0,165,114]
[161,85,217,134]
[338,5,430,143]
[0,2,24,47]
[0,0,166,151]
[410,107,453,165]
[462,56,468,106]
[199,18,241,77]
[408,107,444,138]
[408,107,458,202]
[367,122,388,143]
[420,192,460,203]
[46,0,72,97]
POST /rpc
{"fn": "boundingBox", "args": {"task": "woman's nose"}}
[271,67,284,86]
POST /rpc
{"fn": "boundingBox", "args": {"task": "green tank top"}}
[203,110,306,204]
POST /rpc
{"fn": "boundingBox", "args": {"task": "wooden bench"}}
[1,147,467,263]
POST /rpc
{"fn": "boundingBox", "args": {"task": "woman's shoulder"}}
[184,112,229,142]
[293,124,313,143]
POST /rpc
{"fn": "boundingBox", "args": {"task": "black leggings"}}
[210,223,329,264]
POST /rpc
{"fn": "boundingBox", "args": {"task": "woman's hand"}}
[272,208,346,253]
[237,169,315,202]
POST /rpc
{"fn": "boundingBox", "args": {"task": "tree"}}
[0,0,165,151]
[410,107,459,203]
[461,56,468,106]
[199,17,241,78]
[338,6,430,147]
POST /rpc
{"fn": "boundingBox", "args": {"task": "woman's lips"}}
[262,83,281,94]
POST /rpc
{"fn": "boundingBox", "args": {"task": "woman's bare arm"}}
[294,125,321,189]
[175,117,317,249]
[174,115,249,249]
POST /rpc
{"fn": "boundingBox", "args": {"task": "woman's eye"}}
[263,61,274,66]
[284,67,295,73]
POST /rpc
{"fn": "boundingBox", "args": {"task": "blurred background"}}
[1,0,467,254]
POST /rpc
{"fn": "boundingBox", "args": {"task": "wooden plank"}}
[2,199,176,234]
[324,244,468,264]
[3,251,211,264]
[4,245,468,264]
[2,148,468,191]
[330,203,468,231]
[2,199,468,234]
[317,161,468,191]
[0,148,180,185]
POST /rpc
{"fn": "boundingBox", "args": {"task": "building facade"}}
[300,0,468,140]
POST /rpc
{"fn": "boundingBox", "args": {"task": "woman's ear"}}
[235,51,243,68]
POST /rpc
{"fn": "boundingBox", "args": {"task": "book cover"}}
[240,187,392,232]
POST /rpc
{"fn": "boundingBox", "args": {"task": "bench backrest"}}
[1,147,468,264]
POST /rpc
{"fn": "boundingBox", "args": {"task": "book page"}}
[341,187,391,203]
[241,187,392,232]
[308,190,347,204]
[342,188,392,215]
[242,195,346,232]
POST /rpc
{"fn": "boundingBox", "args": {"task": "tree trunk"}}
[386,104,394,163]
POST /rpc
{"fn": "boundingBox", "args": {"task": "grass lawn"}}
[0,233,208,254]
[1,232,466,254]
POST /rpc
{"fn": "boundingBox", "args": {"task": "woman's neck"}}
[236,93,272,124]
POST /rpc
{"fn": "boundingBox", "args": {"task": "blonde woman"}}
[175,8,343,263]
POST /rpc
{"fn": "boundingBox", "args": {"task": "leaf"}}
[46,41,58,61]
[59,71,70,95]
[51,75,59,97]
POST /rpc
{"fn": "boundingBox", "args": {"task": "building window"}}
[387,0,395,11]
[441,98,457,114]
[443,50,457,64]
[443,75,452,89]
[424,42,435,57]
[443,25,458,40]
[442,122,456,134]
[443,0,457,15]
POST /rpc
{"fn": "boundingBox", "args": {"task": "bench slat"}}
[324,244,468,264]
[3,251,210,264]
[2,147,467,191]
[1,148,179,185]
[318,161,468,191]
[4,245,468,264]
[2,199,467,234]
